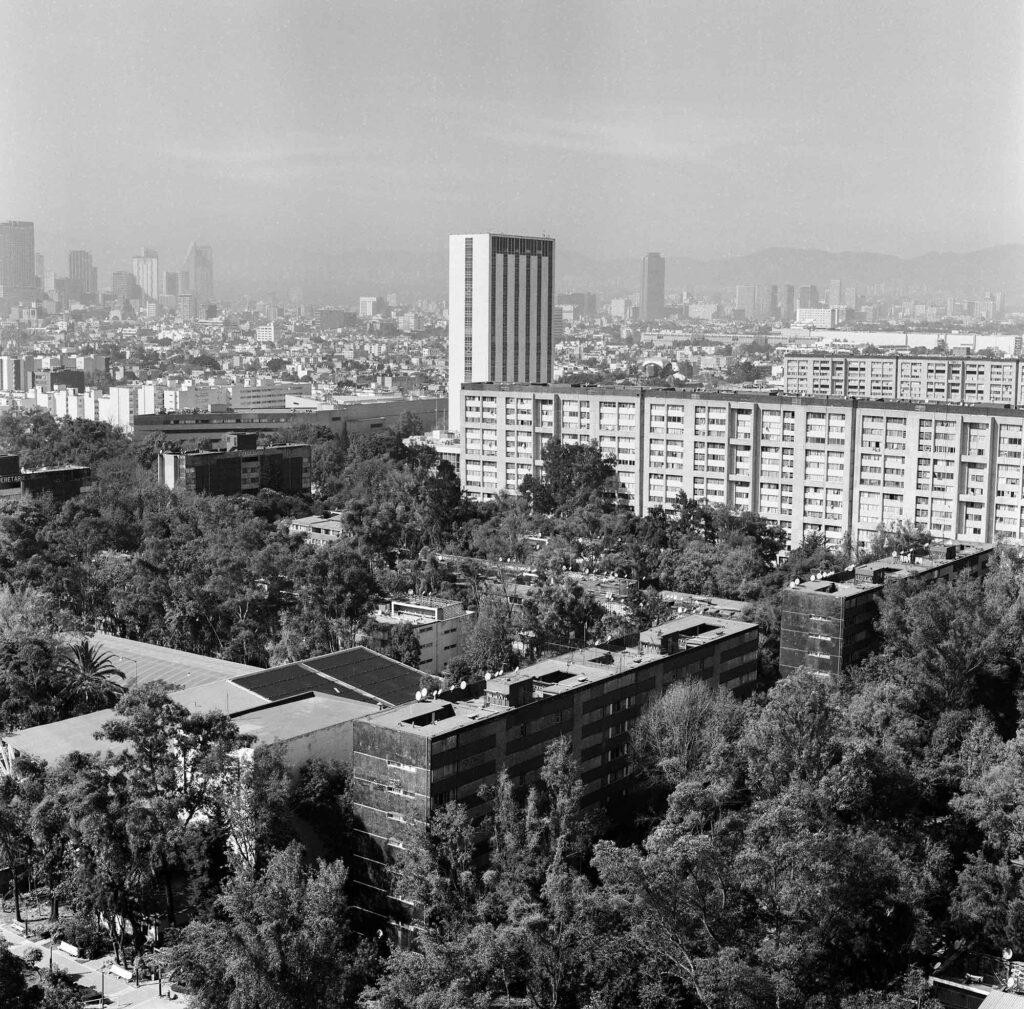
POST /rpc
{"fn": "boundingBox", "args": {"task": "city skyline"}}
[2,1,1021,298]
[9,215,1023,308]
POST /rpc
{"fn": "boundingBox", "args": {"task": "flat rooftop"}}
[358,614,756,739]
[2,710,129,765]
[784,351,1020,361]
[89,631,260,689]
[233,646,438,707]
[232,694,379,744]
[460,383,1024,418]
[786,542,992,598]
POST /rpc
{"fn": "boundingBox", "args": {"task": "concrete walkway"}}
[0,920,189,1007]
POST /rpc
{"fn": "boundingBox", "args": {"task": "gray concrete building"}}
[778,542,992,677]
[348,612,759,934]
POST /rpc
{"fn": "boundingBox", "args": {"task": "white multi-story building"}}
[459,383,1024,548]
[783,354,1024,407]
[256,321,285,345]
[99,387,138,430]
[373,596,475,677]
[795,307,843,329]
[447,234,555,432]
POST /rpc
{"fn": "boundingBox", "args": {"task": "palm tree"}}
[58,639,126,716]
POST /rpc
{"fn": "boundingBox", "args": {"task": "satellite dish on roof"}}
[484,672,491,681]
[414,690,422,700]
[459,680,467,690]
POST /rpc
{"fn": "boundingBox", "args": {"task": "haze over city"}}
[3,0,1022,300]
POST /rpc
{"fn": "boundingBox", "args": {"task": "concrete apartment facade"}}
[778,542,992,677]
[459,383,1024,548]
[347,613,758,933]
[783,354,1024,406]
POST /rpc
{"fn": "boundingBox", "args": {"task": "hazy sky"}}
[2,0,1022,293]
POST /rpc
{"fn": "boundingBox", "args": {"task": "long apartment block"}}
[348,612,758,931]
[460,382,1024,547]
[783,354,1024,406]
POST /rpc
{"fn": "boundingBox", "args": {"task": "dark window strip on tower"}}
[464,238,473,381]
[524,254,532,383]
[513,254,521,382]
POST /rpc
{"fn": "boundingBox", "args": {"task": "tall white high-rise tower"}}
[447,233,555,432]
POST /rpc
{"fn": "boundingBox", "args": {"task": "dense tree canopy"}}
[0,412,1021,1006]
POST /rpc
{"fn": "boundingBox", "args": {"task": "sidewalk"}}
[1,919,188,1007]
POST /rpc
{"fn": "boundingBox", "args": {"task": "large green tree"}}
[169,843,377,1009]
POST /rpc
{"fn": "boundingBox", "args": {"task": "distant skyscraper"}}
[735,284,777,322]
[163,270,179,297]
[132,248,160,301]
[112,271,140,301]
[798,285,820,309]
[0,221,37,295]
[557,292,597,318]
[828,279,844,307]
[448,233,555,432]
[780,284,796,324]
[640,253,665,321]
[34,254,44,286]
[734,285,756,319]
[755,285,778,321]
[68,250,96,301]
[181,243,214,307]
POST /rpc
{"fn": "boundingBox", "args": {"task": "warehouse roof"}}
[89,632,260,689]
[233,646,439,707]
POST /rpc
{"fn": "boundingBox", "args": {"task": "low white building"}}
[374,596,474,677]
[288,512,347,546]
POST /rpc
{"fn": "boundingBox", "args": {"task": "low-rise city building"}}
[373,596,475,676]
[158,434,311,495]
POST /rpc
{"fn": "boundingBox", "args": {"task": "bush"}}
[57,910,108,959]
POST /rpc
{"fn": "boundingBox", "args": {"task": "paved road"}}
[1,921,187,1007]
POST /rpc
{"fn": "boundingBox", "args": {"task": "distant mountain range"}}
[232,242,1022,306]
[37,231,1024,305]
[555,244,1024,302]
